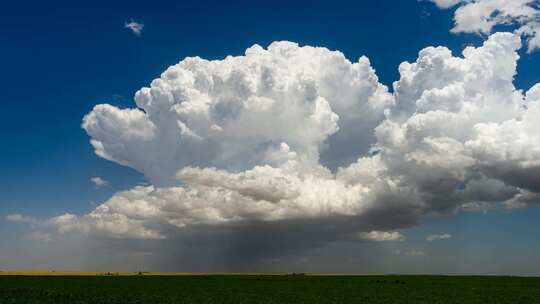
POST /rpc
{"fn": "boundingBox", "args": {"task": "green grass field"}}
[1,274,540,303]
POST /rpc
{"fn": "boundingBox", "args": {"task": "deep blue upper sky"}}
[1,0,540,273]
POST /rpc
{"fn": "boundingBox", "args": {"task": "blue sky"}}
[1,0,540,273]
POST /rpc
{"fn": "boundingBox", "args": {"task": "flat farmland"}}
[1,274,539,303]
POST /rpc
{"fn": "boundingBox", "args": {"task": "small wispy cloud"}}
[125,19,144,36]
[404,250,425,257]
[357,231,405,242]
[6,214,40,225]
[27,231,54,242]
[426,233,452,242]
[91,176,109,188]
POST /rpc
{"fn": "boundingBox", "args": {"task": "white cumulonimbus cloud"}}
[431,0,540,52]
[82,41,392,185]
[8,33,540,257]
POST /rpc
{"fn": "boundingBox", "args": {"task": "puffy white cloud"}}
[125,19,143,36]
[12,34,540,259]
[517,22,540,52]
[431,0,540,52]
[357,231,405,242]
[91,176,109,188]
[370,33,540,215]
[426,233,452,241]
[82,41,392,185]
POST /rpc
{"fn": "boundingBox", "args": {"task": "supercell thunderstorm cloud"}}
[9,30,540,267]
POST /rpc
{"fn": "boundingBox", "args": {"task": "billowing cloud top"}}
[10,34,540,257]
[82,41,392,185]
